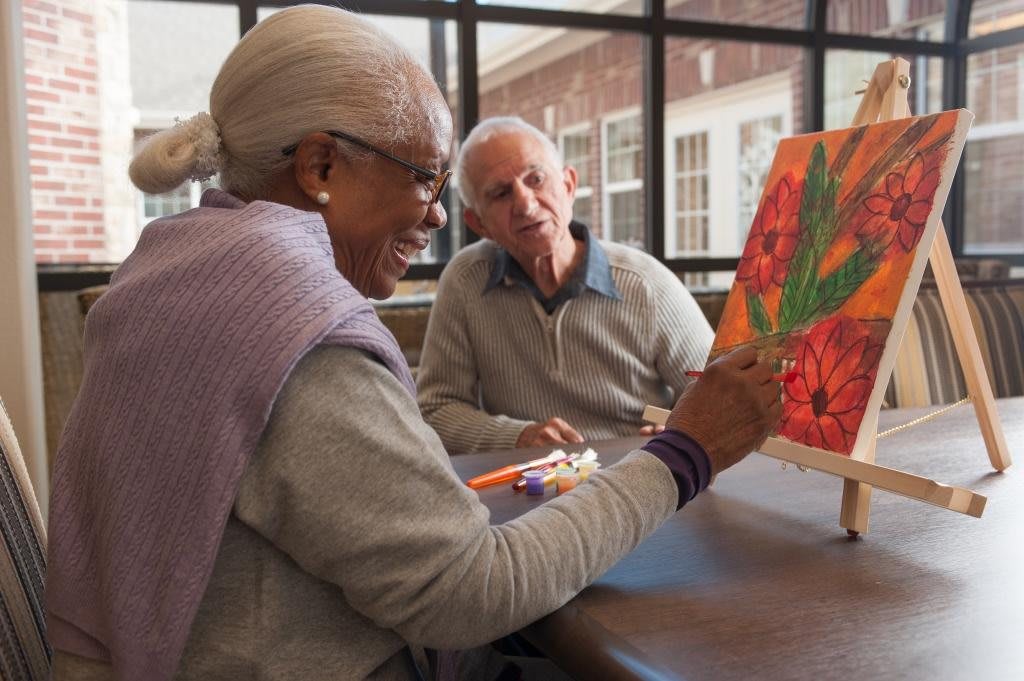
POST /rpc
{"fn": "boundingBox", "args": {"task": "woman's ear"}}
[292,132,340,201]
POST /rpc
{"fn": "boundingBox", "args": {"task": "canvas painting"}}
[710,109,973,459]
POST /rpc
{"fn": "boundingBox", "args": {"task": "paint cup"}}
[524,469,546,496]
[555,467,580,495]
[575,460,600,481]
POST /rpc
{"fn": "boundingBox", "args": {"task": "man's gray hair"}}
[130,5,433,199]
[455,117,564,211]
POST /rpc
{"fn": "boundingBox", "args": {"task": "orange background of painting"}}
[714,110,961,350]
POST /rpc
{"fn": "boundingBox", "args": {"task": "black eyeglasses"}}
[282,129,451,204]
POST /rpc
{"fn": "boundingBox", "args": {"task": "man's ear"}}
[562,165,579,202]
[464,208,489,239]
[292,132,341,202]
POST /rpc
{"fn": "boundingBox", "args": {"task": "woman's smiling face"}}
[317,85,453,299]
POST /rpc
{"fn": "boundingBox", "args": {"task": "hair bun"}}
[129,111,225,193]
[177,112,224,181]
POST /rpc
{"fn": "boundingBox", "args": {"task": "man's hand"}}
[664,347,782,476]
[516,417,584,448]
[639,424,666,436]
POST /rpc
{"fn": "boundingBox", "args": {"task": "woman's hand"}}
[664,347,782,476]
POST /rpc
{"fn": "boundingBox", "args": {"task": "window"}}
[559,124,595,230]
[970,0,1024,38]
[664,69,796,281]
[138,177,218,225]
[478,25,646,245]
[670,131,710,286]
[25,0,238,264]
[477,0,642,16]
[963,1,1024,255]
[737,115,784,245]
[671,131,709,256]
[141,185,192,223]
[24,0,1024,281]
[662,35,804,286]
[825,50,943,130]
[602,112,645,249]
[670,0,805,30]
[827,0,946,40]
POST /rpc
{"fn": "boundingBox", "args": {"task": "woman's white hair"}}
[129,5,432,199]
[455,116,564,212]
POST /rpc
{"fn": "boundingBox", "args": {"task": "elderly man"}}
[417,116,714,454]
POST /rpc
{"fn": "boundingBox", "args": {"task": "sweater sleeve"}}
[416,262,532,453]
[650,265,714,400]
[235,345,679,650]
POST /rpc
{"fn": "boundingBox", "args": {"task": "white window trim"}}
[135,181,205,235]
[601,107,643,241]
[558,121,594,201]
[665,73,792,258]
[965,51,1024,141]
[665,123,711,257]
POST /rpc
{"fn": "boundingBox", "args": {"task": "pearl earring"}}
[316,191,330,206]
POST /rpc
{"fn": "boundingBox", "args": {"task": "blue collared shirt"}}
[483,221,623,314]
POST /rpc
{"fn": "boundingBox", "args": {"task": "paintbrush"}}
[685,370,798,383]
[466,450,566,489]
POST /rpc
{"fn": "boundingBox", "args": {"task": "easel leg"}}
[928,228,1013,471]
[840,436,877,535]
[840,480,872,536]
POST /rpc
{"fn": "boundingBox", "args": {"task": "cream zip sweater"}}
[417,239,714,453]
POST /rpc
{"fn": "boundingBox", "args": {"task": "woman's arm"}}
[234,344,679,649]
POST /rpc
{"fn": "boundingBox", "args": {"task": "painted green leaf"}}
[817,176,842,251]
[778,247,810,333]
[799,141,829,242]
[747,291,772,336]
[779,141,834,333]
[813,247,880,319]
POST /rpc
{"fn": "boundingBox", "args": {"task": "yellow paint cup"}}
[575,460,600,481]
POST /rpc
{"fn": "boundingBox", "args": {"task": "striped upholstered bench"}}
[885,279,1024,408]
[0,398,50,680]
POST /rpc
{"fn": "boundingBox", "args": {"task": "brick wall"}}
[827,0,946,35]
[479,31,804,239]
[22,0,106,264]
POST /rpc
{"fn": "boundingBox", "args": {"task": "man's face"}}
[463,129,578,263]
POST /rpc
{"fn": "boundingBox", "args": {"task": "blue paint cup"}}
[524,469,546,495]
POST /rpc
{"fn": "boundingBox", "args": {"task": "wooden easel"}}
[837,58,1011,534]
[644,58,1012,533]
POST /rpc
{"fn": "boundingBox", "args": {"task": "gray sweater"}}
[417,239,714,453]
[54,344,679,680]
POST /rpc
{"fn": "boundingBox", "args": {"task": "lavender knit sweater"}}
[45,189,414,681]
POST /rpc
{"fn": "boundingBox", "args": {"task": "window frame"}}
[664,73,794,259]
[558,121,596,227]
[35,0,1024,291]
[600,108,645,245]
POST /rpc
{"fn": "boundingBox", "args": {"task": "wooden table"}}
[452,398,1024,681]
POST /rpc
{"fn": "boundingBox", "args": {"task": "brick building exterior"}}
[19,0,1023,264]
[476,0,963,259]
[22,0,105,264]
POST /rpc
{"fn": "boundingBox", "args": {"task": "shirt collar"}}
[483,221,622,303]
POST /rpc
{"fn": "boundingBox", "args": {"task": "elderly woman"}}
[45,6,780,681]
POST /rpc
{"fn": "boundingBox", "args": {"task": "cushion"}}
[888,279,1024,407]
[0,399,50,680]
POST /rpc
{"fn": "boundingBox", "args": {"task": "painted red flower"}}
[737,174,802,294]
[858,153,941,252]
[779,316,881,455]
